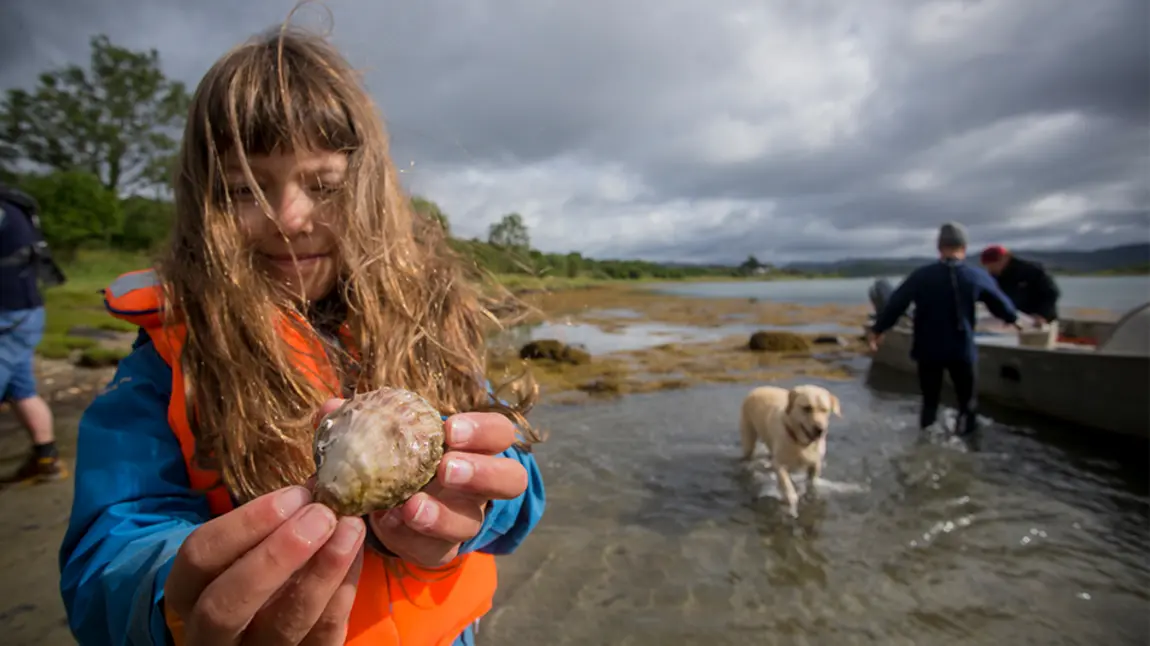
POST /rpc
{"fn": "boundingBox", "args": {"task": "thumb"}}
[313,398,346,428]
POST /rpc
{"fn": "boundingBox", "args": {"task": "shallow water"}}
[652,276,1150,314]
[1,361,1146,645]
[482,373,1150,645]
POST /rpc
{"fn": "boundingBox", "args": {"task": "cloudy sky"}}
[2,0,1147,264]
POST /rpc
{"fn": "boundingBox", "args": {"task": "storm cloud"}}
[2,0,1147,263]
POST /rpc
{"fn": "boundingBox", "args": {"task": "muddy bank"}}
[486,284,870,405]
[516,283,870,330]
[0,396,88,645]
[487,332,864,406]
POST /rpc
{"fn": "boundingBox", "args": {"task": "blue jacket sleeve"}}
[870,270,919,335]
[458,445,545,556]
[976,270,1020,324]
[455,380,546,556]
[58,338,209,646]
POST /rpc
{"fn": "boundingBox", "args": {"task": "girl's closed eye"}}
[309,181,342,197]
[227,184,258,201]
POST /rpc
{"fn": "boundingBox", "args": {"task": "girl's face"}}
[226,149,346,302]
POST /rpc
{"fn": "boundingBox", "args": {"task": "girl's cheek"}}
[236,206,267,241]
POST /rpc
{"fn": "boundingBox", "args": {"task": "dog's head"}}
[785,385,842,442]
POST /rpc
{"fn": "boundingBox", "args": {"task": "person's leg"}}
[916,360,945,430]
[948,360,978,435]
[0,307,63,482]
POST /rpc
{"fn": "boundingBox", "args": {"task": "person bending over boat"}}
[979,244,1061,328]
[867,223,1020,436]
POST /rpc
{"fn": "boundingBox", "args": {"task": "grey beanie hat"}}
[937,221,968,248]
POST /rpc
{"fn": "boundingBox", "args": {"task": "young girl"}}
[58,20,545,646]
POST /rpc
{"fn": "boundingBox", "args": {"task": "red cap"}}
[980,245,1008,264]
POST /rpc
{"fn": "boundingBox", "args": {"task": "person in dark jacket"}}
[0,190,65,482]
[979,245,1061,325]
[867,222,1020,435]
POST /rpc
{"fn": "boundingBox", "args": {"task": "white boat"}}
[865,279,1150,439]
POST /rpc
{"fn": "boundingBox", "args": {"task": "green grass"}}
[39,249,150,360]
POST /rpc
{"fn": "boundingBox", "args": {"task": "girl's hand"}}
[163,486,366,645]
[365,411,528,568]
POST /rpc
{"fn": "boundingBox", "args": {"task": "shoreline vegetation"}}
[21,241,1144,410]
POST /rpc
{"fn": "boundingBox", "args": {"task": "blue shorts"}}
[0,307,45,402]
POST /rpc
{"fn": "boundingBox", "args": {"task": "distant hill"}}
[783,243,1150,277]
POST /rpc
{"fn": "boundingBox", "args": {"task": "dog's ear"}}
[786,389,798,414]
[830,395,841,418]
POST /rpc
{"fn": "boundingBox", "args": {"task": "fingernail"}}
[276,486,311,518]
[449,416,476,445]
[295,505,336,544]
[382,509,403,528]
[329,517,364,555]
[444,458,474,485]
[411,497,437,528]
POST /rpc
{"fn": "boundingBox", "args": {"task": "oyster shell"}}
[312,387,445,517]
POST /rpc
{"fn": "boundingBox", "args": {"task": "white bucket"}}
[1018,321,1059,349]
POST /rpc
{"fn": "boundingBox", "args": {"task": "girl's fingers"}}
[445,413,516,455]
[366,499,470,569]
[398,492,486,544]
[243,516,365,646]
[300,546,366,646]
[436,452,528,501]
[165,485,312,617]
[317,398,345,420]
[183,503,337,643]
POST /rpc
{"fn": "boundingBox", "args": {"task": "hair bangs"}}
[201,29,359,162]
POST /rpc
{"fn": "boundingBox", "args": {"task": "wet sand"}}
[0,395,89,645]
[1,285,1146,645]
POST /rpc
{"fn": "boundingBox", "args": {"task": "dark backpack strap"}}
[0,188,67,287]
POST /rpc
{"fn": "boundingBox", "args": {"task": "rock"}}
[578,375,624,394]
[519,339,591,365]
[813,335,847,346]
[748,330,810,353]
[76,351,123,368]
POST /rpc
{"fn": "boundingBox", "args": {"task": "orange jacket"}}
[103,269,498,646]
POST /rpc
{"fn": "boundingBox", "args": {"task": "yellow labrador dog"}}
[739,384,842,517]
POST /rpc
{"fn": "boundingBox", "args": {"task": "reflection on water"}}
[493,317,858,356]
[483,377,1149,645]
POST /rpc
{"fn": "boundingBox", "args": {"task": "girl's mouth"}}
[263,252,330,271]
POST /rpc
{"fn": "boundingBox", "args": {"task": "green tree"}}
[0,34,189,195]
[565,251,583,278]
[488,212,530,250]
[411,195,451,236]
[20,170,123,255]
[738,254,763,275]
[114,195,174,251]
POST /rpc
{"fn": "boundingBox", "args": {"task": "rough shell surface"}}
[312,387,445,517]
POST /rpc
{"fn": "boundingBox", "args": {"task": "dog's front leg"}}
[806,461,822,494]
[775,467,799,517]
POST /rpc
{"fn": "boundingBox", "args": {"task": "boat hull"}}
[867,324,1149,439]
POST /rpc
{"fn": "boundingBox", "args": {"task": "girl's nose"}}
[274,184,315,236]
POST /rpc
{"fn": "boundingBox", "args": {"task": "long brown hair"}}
[158,10,540,504]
